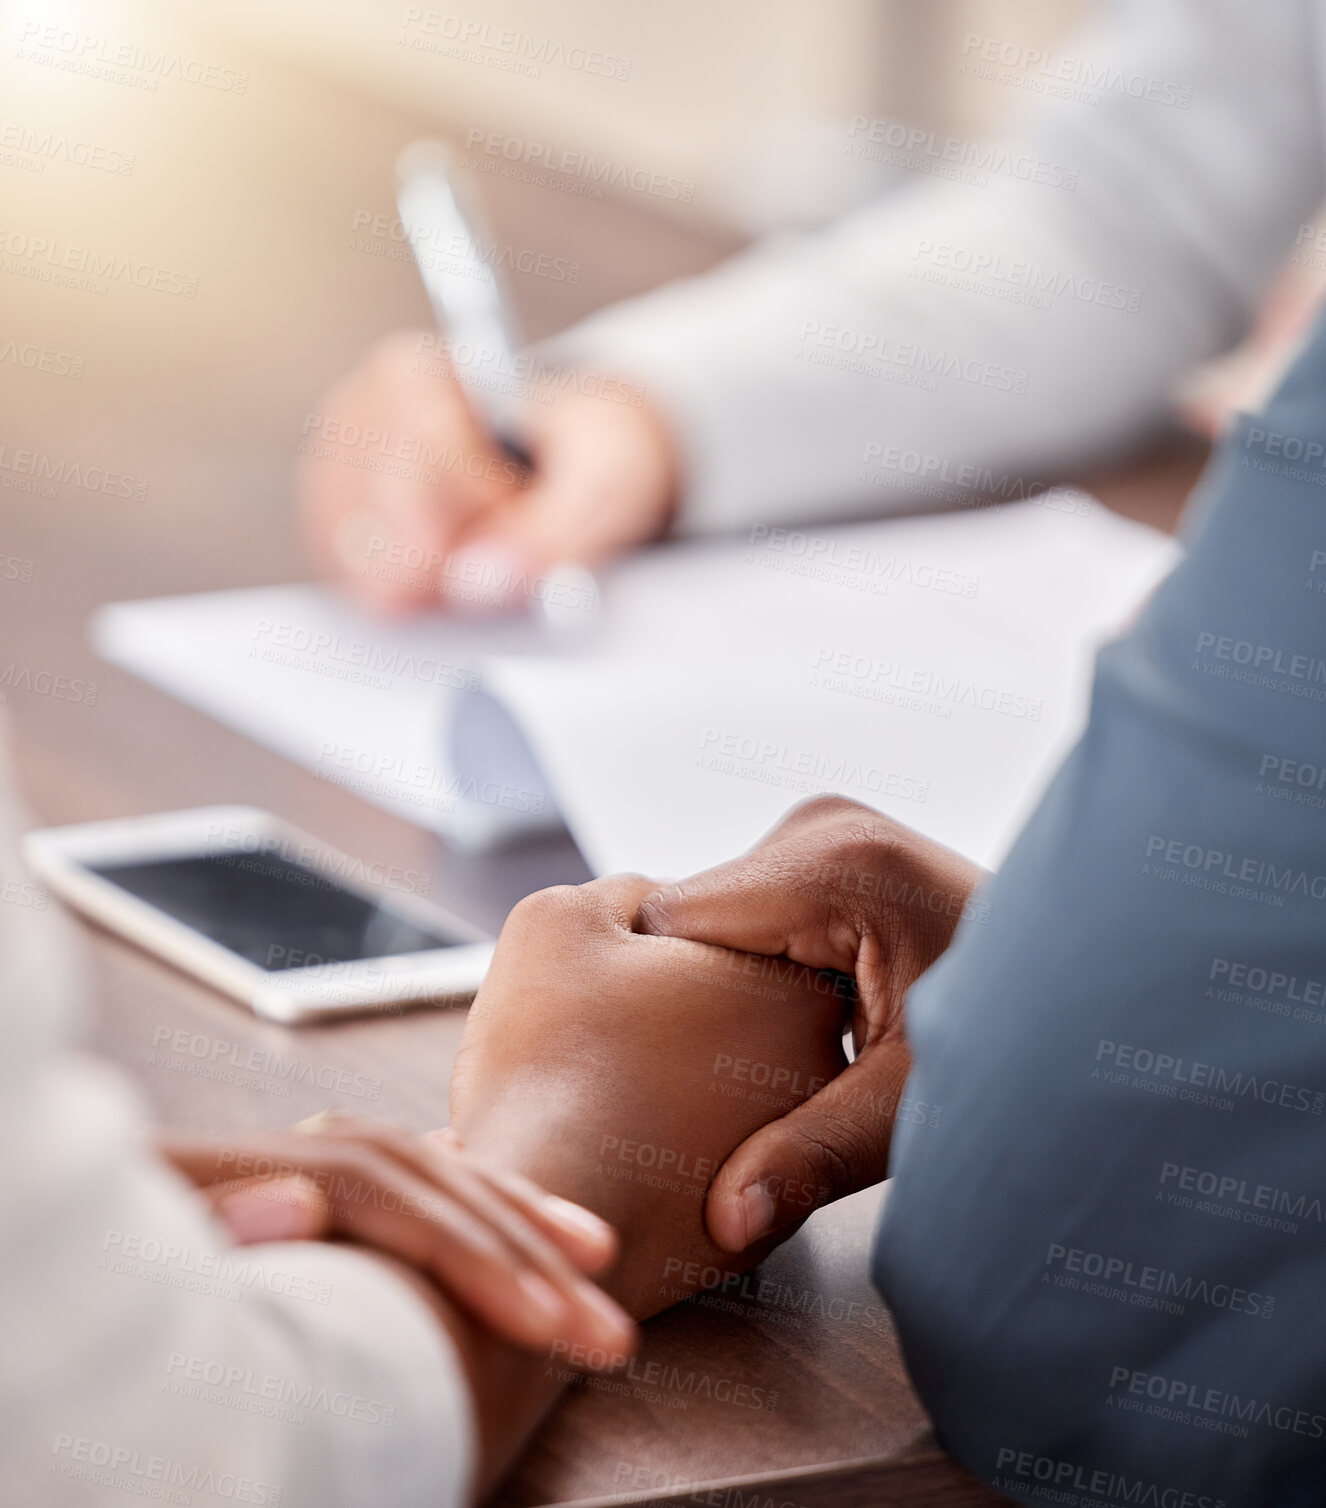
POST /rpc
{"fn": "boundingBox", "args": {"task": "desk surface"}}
[0,29,1208,1508]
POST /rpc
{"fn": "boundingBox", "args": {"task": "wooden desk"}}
[0,24,1206,1507]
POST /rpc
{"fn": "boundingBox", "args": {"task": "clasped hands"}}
[451,795,982,1320]
[164,797,979,1407]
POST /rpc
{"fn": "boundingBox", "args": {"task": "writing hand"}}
[297,331,677,613]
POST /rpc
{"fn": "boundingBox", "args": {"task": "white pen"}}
[395,139,598,633]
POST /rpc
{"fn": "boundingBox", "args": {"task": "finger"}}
[378,361,533,611]
[428,1122,616,1266]
[582,872,852,1032]
[313,1142,635,1360]
[354,389,521,612]
[636,848,856,973]
[311,1117,613,1277]
[159,1123,635,1360]
[439,1141,620,1277]
[209,1176,332,1244]
[586,872,672,932]
[299,334,528,611]
[297,1119,634,1355]
[498,875,660,959]
[154,1130,223,1180]
[704,1041,911,1252]
[396,1134,616,1288]
[474,392,674,573]
[480,452,641,571]
[637,810,979,998]
[154,1131,290,1187]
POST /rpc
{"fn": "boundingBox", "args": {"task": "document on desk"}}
[92,497,1180,876]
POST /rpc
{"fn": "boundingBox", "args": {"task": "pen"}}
[395,139,598,632]
[395,138,533,466]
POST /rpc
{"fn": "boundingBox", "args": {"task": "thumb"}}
[637,864,858,975]
[209,1175,332,1245]
[705,1044,910,1252]
[445,480,600,622]
[475,411,674,578]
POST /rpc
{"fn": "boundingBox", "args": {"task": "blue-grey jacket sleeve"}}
[874,315,1326,1508]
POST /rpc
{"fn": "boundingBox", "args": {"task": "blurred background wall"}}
[190,0,1093,232]
[0,0,1096,670]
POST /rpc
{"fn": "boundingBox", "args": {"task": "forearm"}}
[4,1063,486,1508]
[549,0,1320,535]
[391,1262,565,1502]
[875,315,1326,1505]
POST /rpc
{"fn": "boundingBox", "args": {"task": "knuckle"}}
[774,800,903,884]
[786,1120,870,1202]
[791,793,866,824]
[778,794,873,838]
[633,886,678,935]
[587,872,658,928]
[810,825,907,907]
[505,884,581,935]
[827,814,902,864]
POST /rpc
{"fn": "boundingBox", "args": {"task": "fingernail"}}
[294,1109,340,1134]
[444,540,525,613]
[738,1184,777,1247]
[218,1188,313,1244]
[516,1270,568,1327]
[543,1195,614,1247]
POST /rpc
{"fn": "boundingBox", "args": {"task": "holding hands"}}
[449,872,851,1318]
[159,1114,636,1366]
[450,803,979,1312]
[163,798,978,1396]
[637,796,983,1252]
[152,797,980,1494]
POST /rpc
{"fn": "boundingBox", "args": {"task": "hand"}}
[157,1113,636,1368]
[635,795,984,1253]
[449,874,852,1321]
[297,330,678,613]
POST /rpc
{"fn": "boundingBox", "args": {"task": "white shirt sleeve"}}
[0,738,476,1508]
[548,0,1325,533]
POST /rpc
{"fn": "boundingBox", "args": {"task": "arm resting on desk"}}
[877,313,1326,1507]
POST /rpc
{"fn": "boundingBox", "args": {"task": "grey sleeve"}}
[874,311,1326,1508]
[550,0,1323,535]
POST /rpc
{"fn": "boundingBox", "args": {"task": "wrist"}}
[357,1249,566,1502]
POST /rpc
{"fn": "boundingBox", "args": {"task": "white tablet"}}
[24,805,493,1023]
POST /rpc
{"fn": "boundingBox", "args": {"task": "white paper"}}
[92,584,564,845]
[93,497,1180,875]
